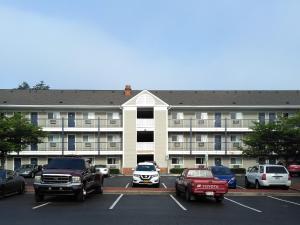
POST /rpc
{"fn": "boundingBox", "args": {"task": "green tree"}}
[0,113,46,169]
[241,112,300,163]
[32,81,50,90]
[17,81,30,90]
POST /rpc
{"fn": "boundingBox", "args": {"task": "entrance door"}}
[214,135,222,150]
[31,112,38,126]
[215,113,221,128]
[14,158,21,170]
[259,113,265,124]
[137,155,154,164]
[68,112,75,127]
[68,135,75,151]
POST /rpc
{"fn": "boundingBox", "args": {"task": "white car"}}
[94,165,110,177]
[245,165,291,189]
[132,162,160,187]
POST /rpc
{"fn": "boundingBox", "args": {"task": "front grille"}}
[140,175,152,180]
[42,175,71,184]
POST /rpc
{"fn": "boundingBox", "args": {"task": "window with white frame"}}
[172,112,184,120]
[48,134,60,142]
[196,112,208,120]
[48,112,60,119]
[230,112,243,120]
[196,157,205,165]
[231,135,241,148]
[230,157,242,165]
[83,134,94,143]
[107,134,120,142]
[83,112,95,120]
[171,156,183,165]
[196,134,207,142]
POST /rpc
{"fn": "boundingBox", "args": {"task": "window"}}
[48,112,60,119]
[107,135,120,142]
[230,112,243,120]
[83,135,94,142]
[107,112,120,120]
[230,157,242,165]
[107,157,117,165]
[171,157,183,165]
[172,112,184,120]
[231,135,241,147]
[171,135,184,142]
[30,158,38,165]
[214,157,222,166]
[83,112,95,120]
[48,134,60,142]
[196,134,207,142]
[196,157,204,165]
[196,112,208,120]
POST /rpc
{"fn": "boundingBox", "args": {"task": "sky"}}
[0,0,300,90]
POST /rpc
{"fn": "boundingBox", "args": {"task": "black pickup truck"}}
[33,157,103,202]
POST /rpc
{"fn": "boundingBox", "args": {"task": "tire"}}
[18,182,25,194]
[94,184,103,194]
[76,187,86,202]
[215,196,224,203]
[245,177,250,188]
[154,183,160,188]
[185,189,192,201]
[35,192,44,202]
[255,180,261,189]
[175,185,181,196]
[132,183,136,187]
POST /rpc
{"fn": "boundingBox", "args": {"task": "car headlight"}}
[133,174,140,178]
[35,175,41,183]
[153,174,159,177]
[229,177,236,182]
[72,176,81,183]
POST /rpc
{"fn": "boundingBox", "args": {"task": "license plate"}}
[205,192,214,196]
[143,180,150,183]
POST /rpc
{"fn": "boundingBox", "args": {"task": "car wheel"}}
[175,185,181,196]
[95,183,103,194]
[18,182,25,194]
[245,177,250,188]
[76,187,86,202]
[154,183,160,188]
[215,196,224,203]
[35,193,44,202]
[185,189,192,201]
[255,180,261,189]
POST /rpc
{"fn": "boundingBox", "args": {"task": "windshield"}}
[187,170,213,178]
[0,170,6,180]
[136,165,156,171]
[20,165,34,169]
[266,166,287,174]
[47,158,85,170]
[211,167,233,175]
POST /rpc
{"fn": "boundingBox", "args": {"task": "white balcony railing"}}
[136,142,154,151]
[136,119,154,128]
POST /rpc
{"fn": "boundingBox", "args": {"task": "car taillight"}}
[261,174,266,180]
[191,182,195,187]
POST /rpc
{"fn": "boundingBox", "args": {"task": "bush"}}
[230,168,246,174]
[170,168,185,174]
[110,168,120,174]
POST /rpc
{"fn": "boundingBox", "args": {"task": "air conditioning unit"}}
[50,119,57,124]
[232,120,240,124]
[198,119,205,124]
[85,119,92,124]
[110,120,116,124]
[198,142,205,147]
[109,165,117,169]
[50,142,57,147]
[174,119,181,124]
[110,142,117,147]
[233,142,241,148]
[174,142,181,147]
[85,142,91,147]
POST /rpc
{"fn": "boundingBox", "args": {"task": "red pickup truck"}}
[175,168,228,202]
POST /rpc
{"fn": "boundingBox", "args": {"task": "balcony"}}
[136,142,154,151]
[168,119,270,129]
[136,119,154,129]
[34,119,122,129]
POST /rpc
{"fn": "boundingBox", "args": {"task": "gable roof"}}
[0,89,299,107]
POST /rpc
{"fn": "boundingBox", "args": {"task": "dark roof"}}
[0,89,299,107]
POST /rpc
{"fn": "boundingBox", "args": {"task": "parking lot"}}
[1,176,300,225]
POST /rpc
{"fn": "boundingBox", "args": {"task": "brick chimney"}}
[124,85,132,96]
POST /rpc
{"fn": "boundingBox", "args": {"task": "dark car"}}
[16,164,40,178]
[0,169,26,197]
[34,157,103,202]
[211,166,237,189]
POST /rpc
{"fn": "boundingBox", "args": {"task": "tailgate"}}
[192,180,228,194]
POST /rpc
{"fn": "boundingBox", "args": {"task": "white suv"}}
[245,165,291,189]
[132,162,160,188]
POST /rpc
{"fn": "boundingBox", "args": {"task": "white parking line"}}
[224,197,262,213]
[125,183,130,188]
[267,196,300,206]
[32,202,51,210]
[162,183,167,189]
[237,185,246,189]
[109,194,124,210]
[169,194,187,211]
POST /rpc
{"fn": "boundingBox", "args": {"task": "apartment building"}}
[0,87,299,174]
